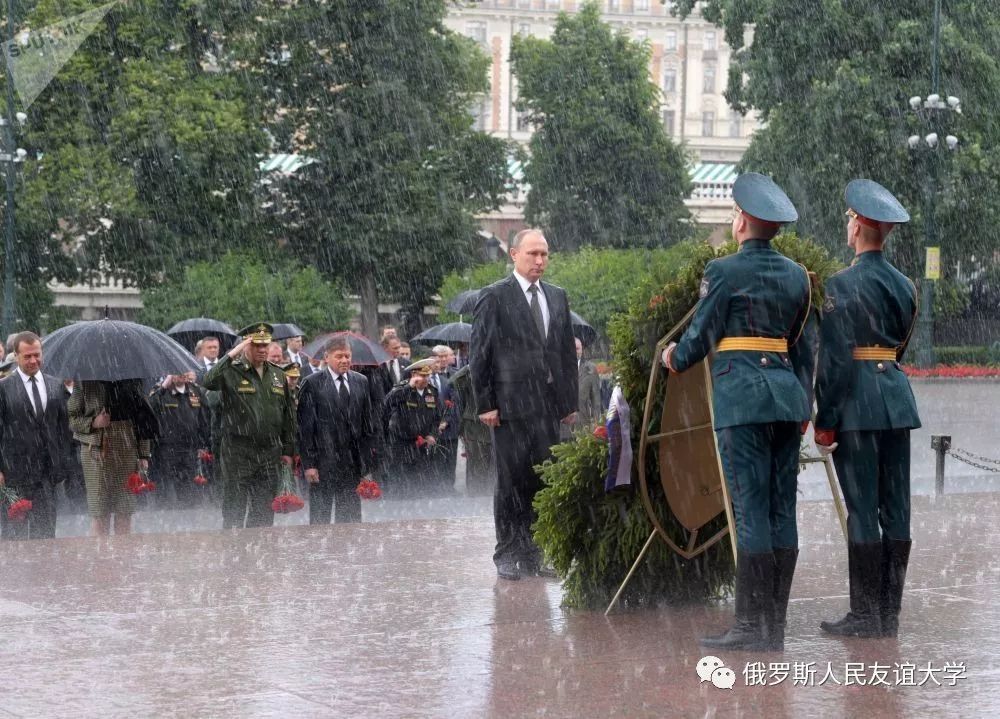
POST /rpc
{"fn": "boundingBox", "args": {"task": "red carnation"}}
[415,435,427,448]
[593,425,609,441]
[445,399,455,409]
[271,492,304,513]
[6,497,32,522]
[197,449,214,463]
[193,474,208,486]
[126,472,145,495]
[355,479,382,500]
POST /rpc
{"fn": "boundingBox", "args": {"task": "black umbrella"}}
[445,289,481,315]
[41,319,202,381]
[411,322,472,345]
[571,311,597,346]
[166,317,238,352]
[271,323,306,341]
[302,331,390,366]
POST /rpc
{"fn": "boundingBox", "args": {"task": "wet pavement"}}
[1,490,998,718]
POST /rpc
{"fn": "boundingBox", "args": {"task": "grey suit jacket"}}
[0,372,73,486]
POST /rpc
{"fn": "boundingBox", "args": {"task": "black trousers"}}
[1,480,57,540]
[309,463,362,524]
[430,438,459,494]
[152,445,201,506]
[491,412,560,566]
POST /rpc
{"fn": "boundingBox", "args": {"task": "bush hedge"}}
[532,233,842,610]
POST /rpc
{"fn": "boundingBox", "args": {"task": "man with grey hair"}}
[471,228,578,580]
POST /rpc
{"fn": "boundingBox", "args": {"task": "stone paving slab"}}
[1,492,998,718]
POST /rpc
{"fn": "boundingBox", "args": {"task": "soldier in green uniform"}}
[382,358,443,497]
[203,323,296,529]
[815,179,920,639]
[662,173,814,651]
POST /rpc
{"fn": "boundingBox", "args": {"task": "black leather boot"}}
[820,542,882,637]
[770,547,798,650]
[879,538,912,638]
[701,552,777,651]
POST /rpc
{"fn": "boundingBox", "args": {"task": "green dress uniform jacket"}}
[202,355,295,455]
[815,251,922,432]
[672,239,815,428]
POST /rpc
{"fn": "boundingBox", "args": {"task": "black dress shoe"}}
[496,561,521,581]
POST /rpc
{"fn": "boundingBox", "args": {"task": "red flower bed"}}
[903,364,1000,379]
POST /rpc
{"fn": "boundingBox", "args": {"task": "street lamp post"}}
[905,0,959,369]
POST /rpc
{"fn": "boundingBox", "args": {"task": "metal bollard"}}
[931,435,951,497]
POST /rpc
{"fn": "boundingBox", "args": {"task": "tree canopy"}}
[680,0,1000,316]
[511,2,693,251]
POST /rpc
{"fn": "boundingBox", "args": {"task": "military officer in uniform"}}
[815,180,920,639]
[382,358,443,497]
[282,362,302,410]
[148,373,210,506]
[203,323,296,529]
[662,173,814,651]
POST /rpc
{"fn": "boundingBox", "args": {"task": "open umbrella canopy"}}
[42,319,201,381]
[411,322,472,345]
[570,311,597,346]
[166,318,238,352]
[302,331,390,366]
[270,323,306,341]
[445,289,481,315]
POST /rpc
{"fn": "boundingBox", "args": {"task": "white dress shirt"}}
[17,367,47,413]
[513,270,550,335]
[329,369,350,394]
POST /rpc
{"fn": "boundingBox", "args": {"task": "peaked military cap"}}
[845,179,911,227]
[281,362,301,378]
[732,172,799,226]
[238,322,273,345]
[405,358,437,376]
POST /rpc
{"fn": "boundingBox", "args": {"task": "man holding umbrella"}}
[203,323,296,529]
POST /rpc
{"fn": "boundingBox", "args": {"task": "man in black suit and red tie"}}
[0,331,73,540]
[471,229,579,580]
[297,335,378,524]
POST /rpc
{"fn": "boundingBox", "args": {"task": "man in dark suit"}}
[285,335,315,378]
[379,334,405,394]
[297,336,378,524]
[0,331,73,539]
[471,228,578,581]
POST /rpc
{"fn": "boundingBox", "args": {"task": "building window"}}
[702,111,715,137]
[518,22,531,36]
[662,109,675,136]
[635,0,650,10]
[466,22,487,46]
[662,67,677,93]
[608,0,621,11]
[703,64,716,94]
[665,30,677,51]
[518,0,532,9]
[634,28,648,41]
[546,0,561,8]
[704,30,717,51]
[472,99,490,131]
[729,110,742,138]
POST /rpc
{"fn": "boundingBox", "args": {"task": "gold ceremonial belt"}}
[852,347,897,361]
[716,337,789,353]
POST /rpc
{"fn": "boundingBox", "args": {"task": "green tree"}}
[138,251,350,337]
[8,0,268,302]
[679,0,1000,289]
[239,0,509,338]
[511,2,693,251]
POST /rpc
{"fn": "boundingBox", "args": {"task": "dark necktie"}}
[29,376,43,418]
[528,284,546,341]
[338,375,350,404]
